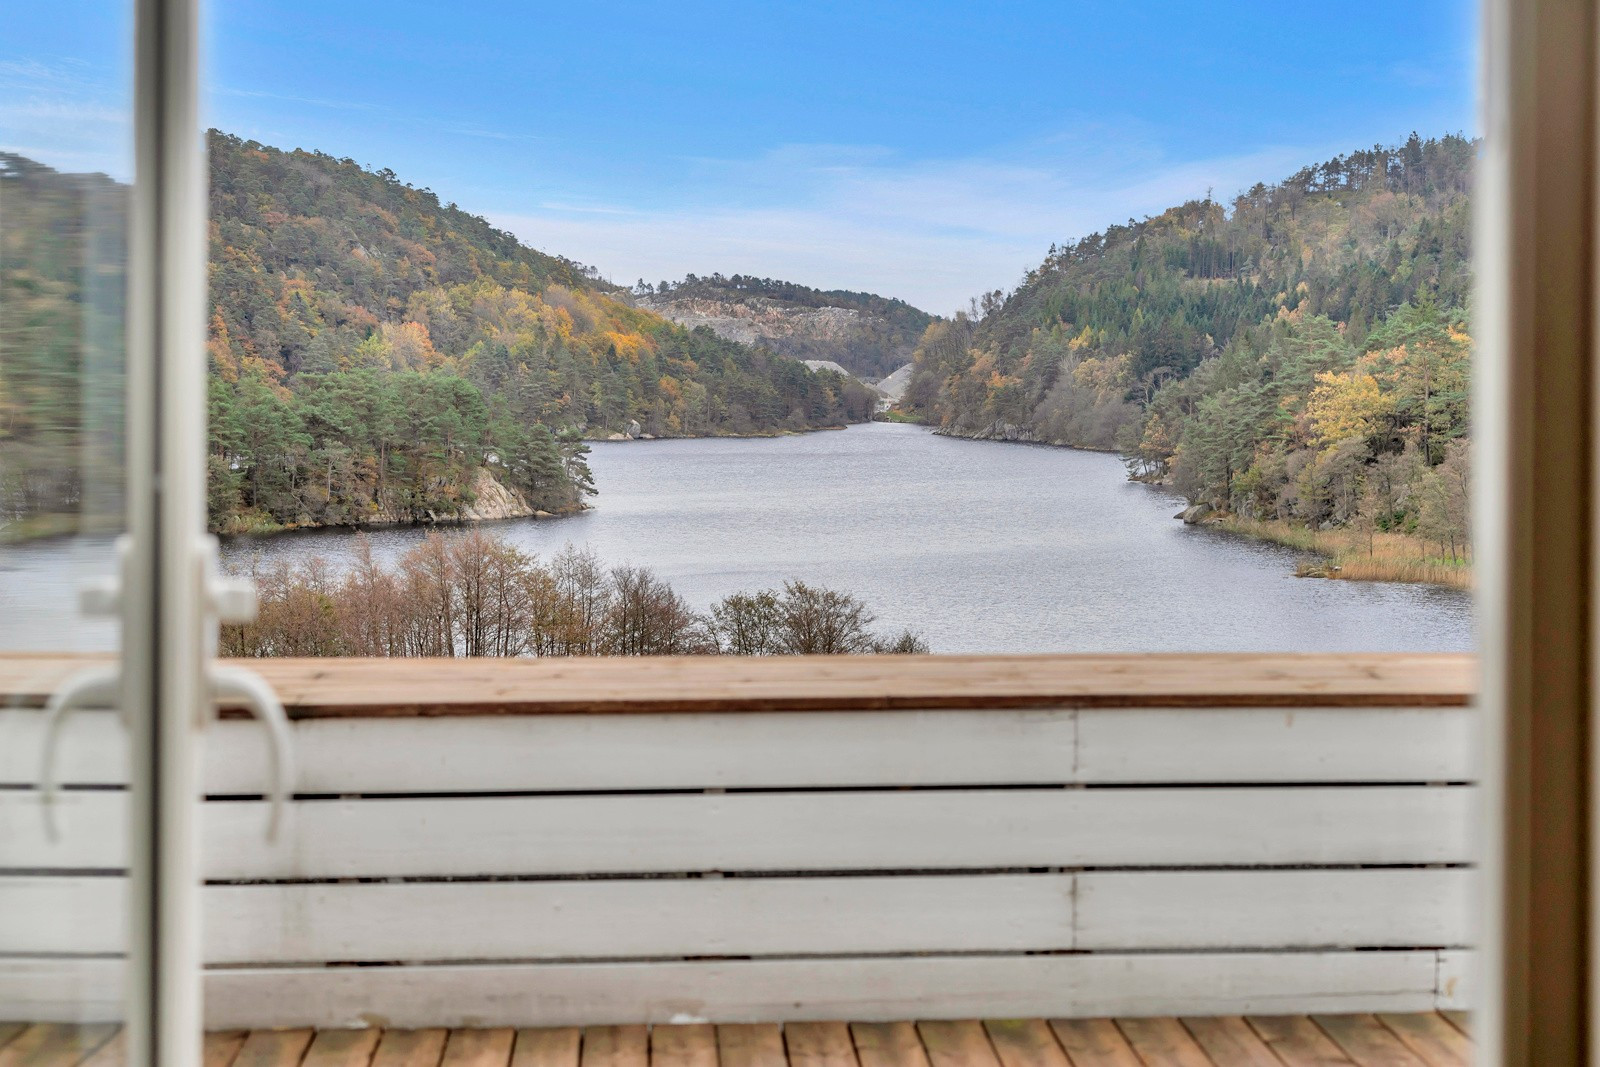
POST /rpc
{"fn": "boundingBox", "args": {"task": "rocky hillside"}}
[634,274,937,380]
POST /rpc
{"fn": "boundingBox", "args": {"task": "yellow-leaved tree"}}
[1306,362,1393,450]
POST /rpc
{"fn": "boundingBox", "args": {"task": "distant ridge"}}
[635,273,937,380]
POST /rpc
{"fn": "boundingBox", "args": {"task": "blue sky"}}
[4,1,1476,313]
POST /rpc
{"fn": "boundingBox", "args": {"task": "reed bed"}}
[1216,517,1472,590]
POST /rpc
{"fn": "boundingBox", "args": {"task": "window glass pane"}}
[191,0,1480,1045]
[202,5,1477,657]
[0,0,132,1048]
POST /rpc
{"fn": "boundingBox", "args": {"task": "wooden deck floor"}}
[0,1015,1473,1067]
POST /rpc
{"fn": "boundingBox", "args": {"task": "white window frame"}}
[1474,0,1600,1061]
[122,0,209,1064]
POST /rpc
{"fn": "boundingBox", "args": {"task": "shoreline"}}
[929,425,1120,453]
[219,501,591,541]
[1206,516,1472,590]
[922,423,1473,590]
[583,424,851,443]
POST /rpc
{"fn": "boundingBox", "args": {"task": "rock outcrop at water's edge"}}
[453,468,538,522]
[380,467,579,525]
[932,420,1044,444]
[932,420,1098,448]
[226,467,581,535]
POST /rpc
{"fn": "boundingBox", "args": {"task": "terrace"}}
[0,1014,1474,1067]
[1,653,1476,1064]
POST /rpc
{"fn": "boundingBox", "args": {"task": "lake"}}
[0,422,1473,653]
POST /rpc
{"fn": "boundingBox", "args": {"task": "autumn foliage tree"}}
[221,533,928,658]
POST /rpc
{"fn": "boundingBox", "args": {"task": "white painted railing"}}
[0,655,1476,1027]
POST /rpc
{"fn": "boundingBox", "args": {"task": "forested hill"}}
[903,133,1474,550]
[634,274,936,380]
[204,133,878,532]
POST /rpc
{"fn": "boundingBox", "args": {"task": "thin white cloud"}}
[495,204,1039,317]
[213,86,541,145]
[439,124,541,143]
[0,57,131,176]
[214,86,382,113]
[489,136,1361,314]
[537,201,638,216]
[6,97,126,128]
[0,58,115,92]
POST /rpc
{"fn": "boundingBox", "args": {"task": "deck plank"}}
[205,1032,250,1067]
[718,1026,784,1067]
[1438,1013,1470,1038]
[649,1026,715,1067]
[1245,1017,1354,1067]
[512,1030,580,1067]
[782,1024,856,1067]
[582,1028,647,1067]
[850,1024,930,1067]
[234,1030,316,1067]
[1044,1021,1141,1067]
[302,1030,382,1067]
[1312,1016,1425,1067]
[0,1024,120,1067]
[1180,1018,1279,1067]
[72,1020,1470,1067]
[0,1027,55,1067]
[77,1032,125,1067]
[370,1030,449,1067]
[916,1023,998,1067]
[441,1030,515,1067]
[0,1029,26,1055]
[979,1021,1068,1067]
[1113,1019,1212,1067]
[1373,1016,1469,1067]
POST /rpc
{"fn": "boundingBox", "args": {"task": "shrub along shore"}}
[223,529,929,658]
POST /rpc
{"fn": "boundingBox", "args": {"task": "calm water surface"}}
[0,423,1472,652]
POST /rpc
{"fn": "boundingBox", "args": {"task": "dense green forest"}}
[902,133,1474,565]
[634,273,935,379]
[205,133,878,532]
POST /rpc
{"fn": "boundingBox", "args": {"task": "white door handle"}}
[208,666,293,841]
[37,666,122,842]
[38,536,295,842]
[37,664,296,842]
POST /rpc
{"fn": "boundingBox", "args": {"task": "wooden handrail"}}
[0,652,1475,717]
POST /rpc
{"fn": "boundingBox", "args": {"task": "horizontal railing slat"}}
[0,706,1475,792]
[0,951,1457,1027]
[3,786,1474,877]
[1075,868,1472,950]
[0,653,1474,715]
[0,869,1469,962]
[1074,707,1475,784]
